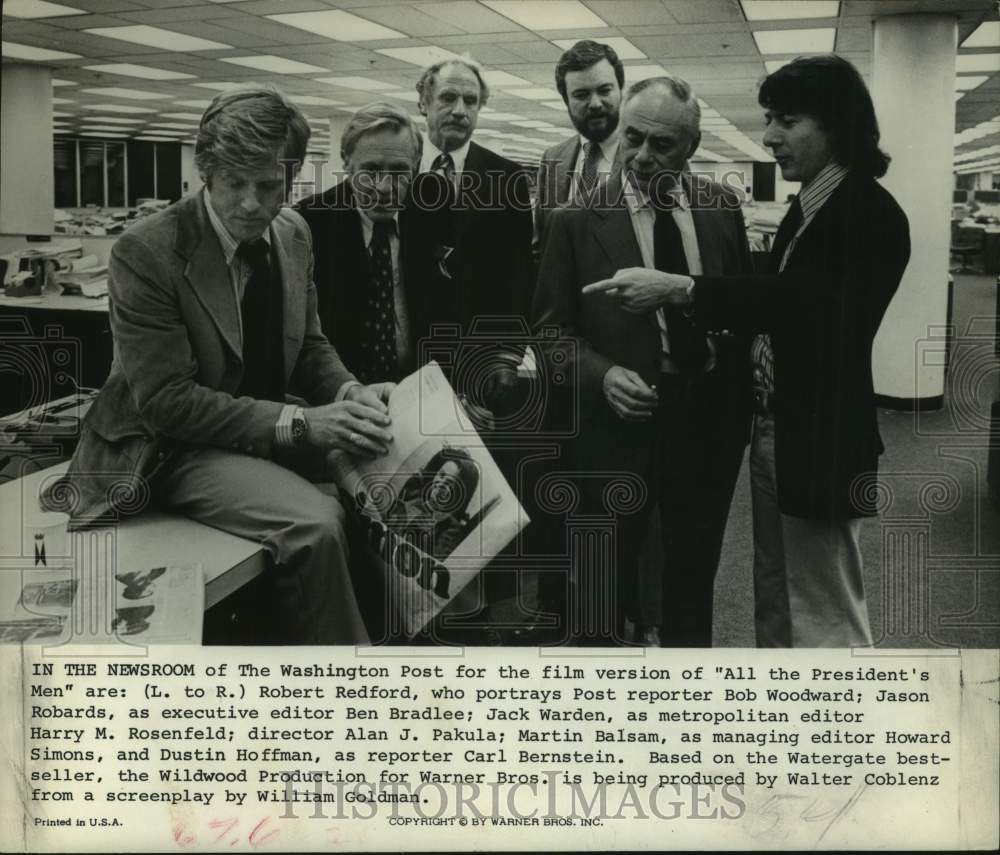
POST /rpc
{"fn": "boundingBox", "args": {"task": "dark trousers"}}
[570,373,747,647]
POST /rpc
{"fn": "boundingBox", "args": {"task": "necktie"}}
[578,141,601,196]
[431,152,456,190]
[236,238,285,402]
[364,219,397,383]
[753,196,804,394]
[653,204,708,373]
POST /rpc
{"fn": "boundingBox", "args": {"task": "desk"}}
[957,220,1000,274]
[0,294,113,415]
[1,463,265,611]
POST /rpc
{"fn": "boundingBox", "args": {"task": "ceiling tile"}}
[418,1,525,34]
[584,0,679,26]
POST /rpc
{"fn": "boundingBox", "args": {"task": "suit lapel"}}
[180,194,242,359]
[683,174,725,277]
[590,175,642,272]
[270,212,306,381]
[555,137,579,205]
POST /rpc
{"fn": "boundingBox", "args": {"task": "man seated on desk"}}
[296,102,446,383]
[46,87,395,645]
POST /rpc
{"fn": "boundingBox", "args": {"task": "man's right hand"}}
[304,401,393,458]
[602,366,658,421]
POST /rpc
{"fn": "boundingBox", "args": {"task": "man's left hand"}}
[347,382,396,411]
[582,268,692,314]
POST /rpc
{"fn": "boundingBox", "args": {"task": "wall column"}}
[0,64,54,234]
[871,14,957,408]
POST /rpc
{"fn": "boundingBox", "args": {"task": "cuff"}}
[682,276,696,318]
[336,380,361,402]
[274,404,299,448]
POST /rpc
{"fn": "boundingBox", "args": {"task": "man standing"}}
[587,56,910,647]
[414,58,533,407]
[533,77,753,646]
[50,88,395,644]
[296,102,445,384]
[535,39,625,255]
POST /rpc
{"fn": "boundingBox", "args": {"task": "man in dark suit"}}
[46,88,396,644]
[414,58,533,413]
[587,56,911,647]
[296,102,446,384]
[535,39,625,257]
[533,76,754,646]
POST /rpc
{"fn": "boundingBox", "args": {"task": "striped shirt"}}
[779,161,848,272]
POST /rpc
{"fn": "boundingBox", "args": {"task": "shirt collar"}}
[797,161,848,224]
[355,203,399,247]
[578,129,619,162]
[421,133,471,175]
[623,172,689,215]
[204,188,270,267]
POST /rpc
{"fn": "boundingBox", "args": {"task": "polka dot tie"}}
[364,219,397,383]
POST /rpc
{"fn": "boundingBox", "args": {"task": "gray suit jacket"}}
[48,191,355,525]
[531,171,753,472]
[533,135,580,261]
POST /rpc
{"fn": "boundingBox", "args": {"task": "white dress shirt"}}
[622,176,713,373]
[420,133,471,178]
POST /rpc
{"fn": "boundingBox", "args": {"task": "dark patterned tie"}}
[653,204,709,373]
[753,196,804,393]
[431,152,456,190]
[578,141,601,196]
[365,219,397,382]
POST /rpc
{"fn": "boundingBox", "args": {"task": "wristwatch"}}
[290,407,309,446]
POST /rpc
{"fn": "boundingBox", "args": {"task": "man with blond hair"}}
[51,87,395,644]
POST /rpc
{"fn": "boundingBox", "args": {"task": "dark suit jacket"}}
[533,135,581,259]
[693,173,911,519]
[532,171,753,477]
[421,141,534,340]
[294,179,448,379]
[49,191,355,525]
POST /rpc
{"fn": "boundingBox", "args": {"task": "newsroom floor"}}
[489,270,1000,649]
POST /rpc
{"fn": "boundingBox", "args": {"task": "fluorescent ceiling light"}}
[955,53,1000,73]
[266,10,405,41]
[85,25,230,51]
[192,82,245,91]
[53,111,72,117]
[161,112,203,121]
[955,76,988,91]
[82,125,139,133]
[137,129,187,136]
[148,123,197,130]
[375,46,465,66]
[174,99,213,108]
[510,120,555,128]
[482,70,533,87]
[84,116,144,124]
[82,87,166,100]
[502,87,561,100]
[955,92,965,101]
[314,76,398,91]
[3,0,85,18]
[81,103,158,113]
[53,128,72,133]
[79,132,129,138]
[1,41,80,60]
[955,145,1000,162]
[624,64,669,83]
[962,22,1000,48]
[551,37,645,60]
[51,97,75,104]
[52,79,76,86]
[752,28,835,54]
[481,1,606,30]
[741,1,839,21]
[475,111,526,121]
[220,55,328,74]
[764,59,789,74]
[290,96,345,106]
[692,146,730,162]
[84,63,195,81]
[541,100,566,111]
[136,136,178,142]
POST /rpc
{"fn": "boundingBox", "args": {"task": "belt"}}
[753,387,776,416]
